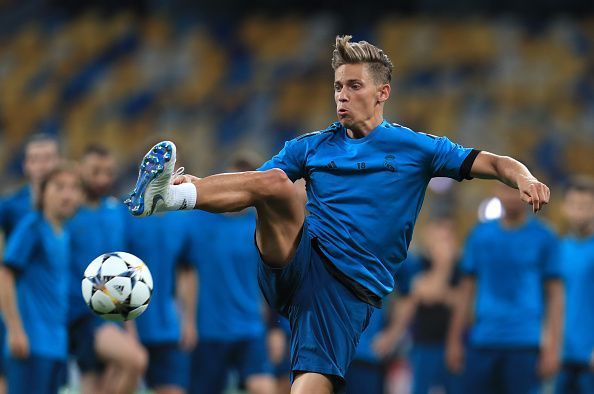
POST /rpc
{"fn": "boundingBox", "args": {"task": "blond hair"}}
[331,35,393,84]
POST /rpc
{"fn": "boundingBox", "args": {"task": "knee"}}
[255,169,294,201]
[130,346,148,375]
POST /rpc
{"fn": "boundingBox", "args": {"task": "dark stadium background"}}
[0,0,593,393]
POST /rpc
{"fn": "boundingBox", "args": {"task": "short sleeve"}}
[460,228,479,276]
[431,136,480,181]
[3,215,38,271]
[258,138,306,182]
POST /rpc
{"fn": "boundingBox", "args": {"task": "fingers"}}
[521,182,550,213]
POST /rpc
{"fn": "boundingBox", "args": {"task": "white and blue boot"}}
[125,141,177,217]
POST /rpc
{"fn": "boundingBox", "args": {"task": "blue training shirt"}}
[128,210,191,344]
[259,120,477,297]
[188,209,265,341]
[3,212,70,360]
[559,234,594,364]
[0,185,32,238]
[67,197,127,323]
[461,218,560,347]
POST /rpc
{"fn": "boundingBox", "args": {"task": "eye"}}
[351,83,361,90]
[334,84,341,92]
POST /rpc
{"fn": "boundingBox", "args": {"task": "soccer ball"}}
[81,252,153,321]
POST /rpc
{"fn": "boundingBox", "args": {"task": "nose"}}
[336,88,348,103]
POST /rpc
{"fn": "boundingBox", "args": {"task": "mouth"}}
[337,108,349,117]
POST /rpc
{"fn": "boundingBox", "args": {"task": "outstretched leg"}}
[125,141,305,266]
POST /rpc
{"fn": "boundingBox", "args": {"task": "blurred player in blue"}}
[447,184,562,394]
[0,133,61,394]
[125,36,551,393]
[68,145,147,394]
[555,177,594,394]
[187,155,276,394]
[127,209,196,394]
[344,295,397,394]
[0,163,82,394]
[389,217,462,394]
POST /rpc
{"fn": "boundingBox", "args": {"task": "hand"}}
[372,330,399,359]
[173,174,200,185]
[590,350,594,371]
[180,319,198,351]
[267,328,287,364]
[517,176,550,213]
[8,326,29,359]
[538,346,560,378]
[446,339,465,374]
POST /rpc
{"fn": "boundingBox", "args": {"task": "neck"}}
[570,222,594,239]
[346,113,384,139]
[44,211,63,233]
[501,212,526,228]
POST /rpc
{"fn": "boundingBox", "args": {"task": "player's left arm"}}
[539,278,564,378]
[469,151,550,212]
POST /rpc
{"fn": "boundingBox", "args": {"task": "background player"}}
[67,145,148,394]
[447,183,562,394]
[380,217,462,394]
[0,163,82,394]
[125,36,551,393]
[0,133,61,394]
[556,177,594,394]
[187,155,276,394]
[127,208,196,394]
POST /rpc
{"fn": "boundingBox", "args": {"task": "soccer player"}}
[384,217,462,394]
[0,163,82,394]
[125,36,551,393]
[446,184,562,394]
[555,177,594,394]
[187,156,276,394]
[127,210,196,394]
[0,133,61,394]
[67,145,147,394]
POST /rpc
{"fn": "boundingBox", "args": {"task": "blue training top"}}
[559,234,594,364]
[128,211,192,344]
[67,197,127,323]
[3,212,70,360]
[0,185,32,238]
[259,120,477,298]
[188,209,266,341]
[461,218,560,347]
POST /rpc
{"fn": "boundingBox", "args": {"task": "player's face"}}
[496,184,525,218]
[81,154,116,198]
[44,171,82,221]
[334,64,388,130]
[562,190,594,231]
[24,141,60,184]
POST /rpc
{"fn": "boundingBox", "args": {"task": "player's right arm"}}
[446,275,474,374]
[470,151,550,212]
[0,266,28,358]
[0,216,38,359]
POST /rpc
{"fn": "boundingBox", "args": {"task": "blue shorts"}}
[257,219,375,386]
[4,355,65,394]
[189,335,272,394]
[464,347,540,394]
[410,344,461,394]
[555,363,594,394]
[68,314,104,373]
[144,342,190,390]
[345,360,385,394]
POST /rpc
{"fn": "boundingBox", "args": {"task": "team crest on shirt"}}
[384,155,396,172]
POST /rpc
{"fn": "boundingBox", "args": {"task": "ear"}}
[377,83,390,103]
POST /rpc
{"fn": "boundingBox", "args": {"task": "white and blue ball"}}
[82,252,153,321]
